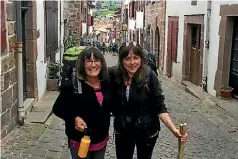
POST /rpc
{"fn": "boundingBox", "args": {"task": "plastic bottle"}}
[78,135,91,158]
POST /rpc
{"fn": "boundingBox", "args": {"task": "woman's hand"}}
[172,129,188,142]
[159,113,188,142]
[75,116,87,132]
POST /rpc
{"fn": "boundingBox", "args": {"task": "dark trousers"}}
[115,132,158,159]
[69,144,106,159]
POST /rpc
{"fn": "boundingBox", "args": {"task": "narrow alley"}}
[1,54,238,159]
[1,1,238,159]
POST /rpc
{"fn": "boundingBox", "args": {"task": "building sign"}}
[122,24,128,31]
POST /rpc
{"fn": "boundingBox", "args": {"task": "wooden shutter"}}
[81,1,84,13]
[91,16,94,26]
[129,2,132,18]
[88,14,91,26]
[166,20,173,76]
[132,1,135,18]
[1,1,6,52]
[172,21,178,62]
[136,30,139,42]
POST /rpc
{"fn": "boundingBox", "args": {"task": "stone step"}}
[26,91,59,124]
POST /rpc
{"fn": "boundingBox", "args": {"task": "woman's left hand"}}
[173,129,188,142]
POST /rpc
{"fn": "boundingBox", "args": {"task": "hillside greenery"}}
[94,1,119,18]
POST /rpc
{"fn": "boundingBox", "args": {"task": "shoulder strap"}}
[145,69,153,93]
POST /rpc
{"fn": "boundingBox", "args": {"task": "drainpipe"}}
[59,0,64,63]
[86,1,89,41]
[202,0,211,92]
[16,1,25,126]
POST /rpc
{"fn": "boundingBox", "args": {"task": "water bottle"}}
[78,128,91,158]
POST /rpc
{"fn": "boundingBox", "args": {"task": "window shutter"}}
[167,20,173,76]
[88,14,91,26]
[91,16,94,26]
[132,1,135,18]
[1,1,6,52]
[167,20,173,60]
[136,30,139,42]
[129,2,132,18]
[172,21,178,62]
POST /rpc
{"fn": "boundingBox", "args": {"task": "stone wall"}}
[63,1,85,38]
[1,1,18,139]
[144,1,166,72]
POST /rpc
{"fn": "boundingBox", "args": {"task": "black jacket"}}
[109,67,167,137]
[52,80,112,144]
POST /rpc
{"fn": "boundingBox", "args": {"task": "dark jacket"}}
[109,67,167,137]
[52,80,112,144]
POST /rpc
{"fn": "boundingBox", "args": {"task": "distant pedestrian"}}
[108,42,187,159]
[53,47,112,159]
[101,42,106,55]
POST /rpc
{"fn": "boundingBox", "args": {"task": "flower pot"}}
[47,79,58,91]
[220,88,234,99]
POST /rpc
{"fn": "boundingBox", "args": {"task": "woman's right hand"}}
[75,116,87,132]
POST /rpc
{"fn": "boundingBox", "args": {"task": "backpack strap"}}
[145,68,161,94]
[145,68,153,93]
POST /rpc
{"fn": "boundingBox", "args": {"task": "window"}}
[191,0,197,5]
[45,1,58,56]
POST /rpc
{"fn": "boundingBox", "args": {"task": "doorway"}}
[189,24,201,86]
[21,1,28,100]
[182,15,204,87]
[229,17,238,97]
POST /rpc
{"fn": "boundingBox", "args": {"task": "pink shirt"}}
[70,89,108,151]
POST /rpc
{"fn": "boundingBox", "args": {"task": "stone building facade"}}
[144,1,166,72]
[1,1,18,138]
[63,1,85,38]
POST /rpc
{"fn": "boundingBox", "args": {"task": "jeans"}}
[115,132,158,159]
[69,144,106,159]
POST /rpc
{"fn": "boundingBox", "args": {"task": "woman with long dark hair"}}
[53,47,111,159]
[109,42,187,159]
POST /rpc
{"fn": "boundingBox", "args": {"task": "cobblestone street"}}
[1,54,238,159]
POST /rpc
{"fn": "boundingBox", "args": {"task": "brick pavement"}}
[1,54,238,159]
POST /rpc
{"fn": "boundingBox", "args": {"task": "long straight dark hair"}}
[116,42,147,85]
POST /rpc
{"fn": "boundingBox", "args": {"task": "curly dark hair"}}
[76,47,108,81]
[116,42,147,84]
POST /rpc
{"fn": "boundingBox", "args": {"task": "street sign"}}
[122,24,128,31]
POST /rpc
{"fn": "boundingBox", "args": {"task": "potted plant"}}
[47,62,61,91]
[220,85,234,99]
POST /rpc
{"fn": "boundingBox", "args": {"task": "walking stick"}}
[178,123,187,159]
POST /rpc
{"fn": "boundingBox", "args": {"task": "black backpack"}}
[143,50,158,76]
[58,46,86,91]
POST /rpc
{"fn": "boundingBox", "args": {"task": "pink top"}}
[70,89,109,151]
[94,88,103,105]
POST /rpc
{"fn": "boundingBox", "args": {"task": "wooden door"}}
[167,21,173,77]
[167,19,178,78]
[229,18,238,97]
[189,25,201,85]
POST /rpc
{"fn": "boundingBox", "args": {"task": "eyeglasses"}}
[85,59,101,65]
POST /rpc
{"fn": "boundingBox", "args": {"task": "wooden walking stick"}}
[178,123,187,159]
